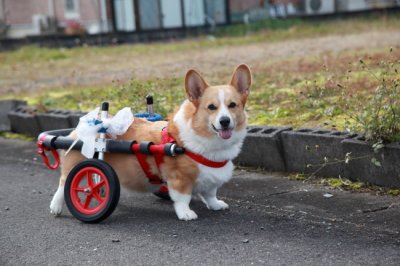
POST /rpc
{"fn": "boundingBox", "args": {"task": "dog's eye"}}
[208,104,217,111]
[228,102,237,109]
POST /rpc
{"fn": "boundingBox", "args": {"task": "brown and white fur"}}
[50,64,252,221]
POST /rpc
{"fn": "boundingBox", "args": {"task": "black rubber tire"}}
[153,191,171,201]
[64,159,120,223]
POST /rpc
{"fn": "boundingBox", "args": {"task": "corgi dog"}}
[50,64,251,221]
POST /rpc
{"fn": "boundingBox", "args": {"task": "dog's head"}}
[184,64,251,140]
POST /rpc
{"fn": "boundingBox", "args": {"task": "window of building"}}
[65,0,80,19]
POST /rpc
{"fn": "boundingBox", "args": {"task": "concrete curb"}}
[234,126,291,172]
[3,101,400,188]
[0,100,27,131]
[342,137,400,187]
[68,111,88,128]
[235,127,400,188]
[6,106,86,137]
[7,106,42,137]
[280,129,355,178]
[37,110,73,132]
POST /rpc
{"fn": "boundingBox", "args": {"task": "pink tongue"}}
[218,129,232,139]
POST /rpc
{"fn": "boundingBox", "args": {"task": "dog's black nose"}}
[219,116,231,128]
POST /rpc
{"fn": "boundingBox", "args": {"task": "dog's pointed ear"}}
[185,69,209,104]
[230,64,252,102]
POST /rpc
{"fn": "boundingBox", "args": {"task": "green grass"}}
[25,78,186,116]
[0,132,34,142]
[8,47,400,136]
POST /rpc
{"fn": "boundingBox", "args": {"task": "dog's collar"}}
[161,127,229,168]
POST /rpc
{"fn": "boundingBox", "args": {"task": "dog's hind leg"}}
[50,175,66,216]
[200,187,229,211]
[50,149,84,216]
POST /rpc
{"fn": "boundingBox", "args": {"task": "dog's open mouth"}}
[212,124,233,140]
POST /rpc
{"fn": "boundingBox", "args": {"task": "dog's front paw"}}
[177,209,198,221]
[208,199,229,211]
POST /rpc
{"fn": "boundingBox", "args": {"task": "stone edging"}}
[236,126,400,188]
[1,99,399,188]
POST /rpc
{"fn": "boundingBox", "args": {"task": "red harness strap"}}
[135,127,229,185]
[133,127,174,185]
[161,127,228,167]
[161,127,175,144]
[151,127,175,177]
[135,152,163,184]
[184,150,228,168]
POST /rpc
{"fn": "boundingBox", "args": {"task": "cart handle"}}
[37,134,60,170]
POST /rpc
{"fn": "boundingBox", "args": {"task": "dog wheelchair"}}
[37,98,184,223]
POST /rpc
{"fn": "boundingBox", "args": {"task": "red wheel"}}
[65,159,120,223]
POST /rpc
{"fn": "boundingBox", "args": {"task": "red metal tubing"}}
[131,143,140,154]
[131,143,166,155]
[149,144,166,155]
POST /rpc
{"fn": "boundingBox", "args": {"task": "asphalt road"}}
[1,138,399,266]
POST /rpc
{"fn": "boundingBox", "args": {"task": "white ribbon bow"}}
[66,107,134,158]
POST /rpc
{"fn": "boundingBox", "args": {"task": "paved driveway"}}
[1,138,399,265]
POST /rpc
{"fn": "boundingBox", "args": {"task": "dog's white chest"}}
[194,161,234,193]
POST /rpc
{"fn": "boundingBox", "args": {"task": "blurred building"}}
[0,0,111,38]
[0,0,229,39]
[276,0,400,17]
[113,0,228,31]
[0,0,399,39]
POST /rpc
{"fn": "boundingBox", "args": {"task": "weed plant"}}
[335,49,400,143]
[301,49,399,175]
